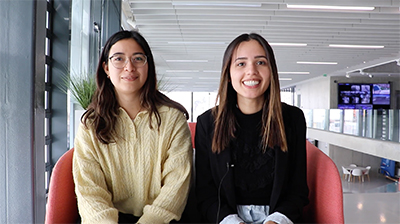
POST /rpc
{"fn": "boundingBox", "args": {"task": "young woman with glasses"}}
[73,30,193,223]
[195,33,309,224]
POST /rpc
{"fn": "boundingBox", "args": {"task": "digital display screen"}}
[372,83,390,105]
[338,83,390,109]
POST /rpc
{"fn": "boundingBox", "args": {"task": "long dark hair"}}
[212,33,287,153]
[83,30,189,144]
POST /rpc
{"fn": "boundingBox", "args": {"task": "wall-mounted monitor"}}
[372,83,390,105]
[338,83,390,109]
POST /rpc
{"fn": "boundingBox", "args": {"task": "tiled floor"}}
[342,174,400,224]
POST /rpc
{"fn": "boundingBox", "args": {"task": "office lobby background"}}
[0,0,399,223]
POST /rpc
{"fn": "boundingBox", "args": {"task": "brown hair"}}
[212,33,287,153]
[82,30,188,144]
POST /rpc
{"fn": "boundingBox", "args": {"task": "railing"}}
[302,109,400,143]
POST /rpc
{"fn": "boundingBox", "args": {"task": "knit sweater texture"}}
[73,105,193,224]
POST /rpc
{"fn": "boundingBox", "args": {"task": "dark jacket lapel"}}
[270,146,289,210]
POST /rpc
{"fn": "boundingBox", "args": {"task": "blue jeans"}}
[237,205,270,224]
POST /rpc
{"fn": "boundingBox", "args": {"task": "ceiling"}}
[121,0,400,92]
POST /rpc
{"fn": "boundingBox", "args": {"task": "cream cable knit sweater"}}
[73,105,193,224]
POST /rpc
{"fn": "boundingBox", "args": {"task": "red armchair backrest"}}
[45,148,79,224]
[188,122,196,147]
[302,141,344,223]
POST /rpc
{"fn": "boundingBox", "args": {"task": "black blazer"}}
[195,103,309,223]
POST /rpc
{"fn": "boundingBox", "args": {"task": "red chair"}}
[45,128,344,224]
[45,148,79,224]
[302,140,344,223]
[188,122,196,147]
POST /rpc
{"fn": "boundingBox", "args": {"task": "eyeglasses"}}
[108,53,147,69]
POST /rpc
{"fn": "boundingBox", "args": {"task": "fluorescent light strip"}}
[297,61,338,65]
[165,70,199,73]
[172,2,261,7]
[166,60,208,63]
[168,41,226,45]
[270,43,307,47]
[279,72,310,75]
[287,4,375,11]
[279,78,293,81]
[329,44,384,49]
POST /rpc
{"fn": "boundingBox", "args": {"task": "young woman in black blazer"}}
[195,33,309,224]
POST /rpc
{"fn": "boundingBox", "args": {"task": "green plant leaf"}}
[60,72,96,110]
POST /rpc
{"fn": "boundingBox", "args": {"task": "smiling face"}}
[103,38,148,100]
[230,39,271,109]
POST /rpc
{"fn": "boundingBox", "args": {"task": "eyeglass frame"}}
[108,53,148,69]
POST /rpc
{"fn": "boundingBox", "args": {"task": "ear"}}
[103,61,110,77]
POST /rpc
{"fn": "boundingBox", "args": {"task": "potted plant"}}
[61,73,173,110]
[60,71,96,144]
[61,72,96,110]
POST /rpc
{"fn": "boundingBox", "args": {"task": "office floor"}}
[342,173,399,224]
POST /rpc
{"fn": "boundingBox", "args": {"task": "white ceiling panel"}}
[123,0,400,92]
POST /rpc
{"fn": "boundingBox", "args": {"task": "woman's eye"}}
[134,56,144,62]
[114,56,124,62]
[237,62,245,67]
[257,60,266,65]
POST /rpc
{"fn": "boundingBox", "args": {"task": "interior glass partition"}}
[303,109,400,143]
[312,109,327,130]
[328,109,343,133]
[343,110,360,135]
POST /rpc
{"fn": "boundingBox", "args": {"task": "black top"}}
[195,103,309,223]
[232,107,275,205]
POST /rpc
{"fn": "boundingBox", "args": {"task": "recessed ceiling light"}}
[270,43,307,47]
[287,4,375,11]
[279,72,310,75]
[297,61,338,65]
[279,78,293,81]
[329,44,384,49]
[172,2,262,7]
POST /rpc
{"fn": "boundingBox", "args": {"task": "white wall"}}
[295,76,331,109]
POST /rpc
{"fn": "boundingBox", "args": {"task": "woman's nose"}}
[246,63,258,75]
[124,58,136,71]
